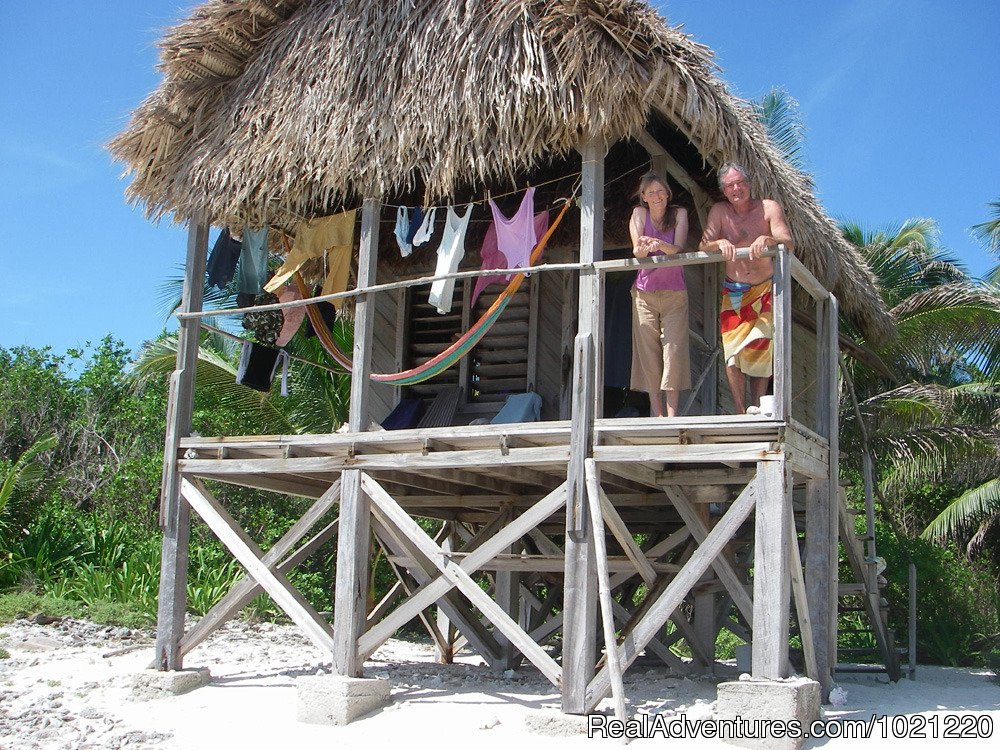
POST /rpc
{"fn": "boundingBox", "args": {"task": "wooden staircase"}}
[834,486,908,680]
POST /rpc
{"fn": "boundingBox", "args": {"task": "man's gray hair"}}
[718,162,750,189]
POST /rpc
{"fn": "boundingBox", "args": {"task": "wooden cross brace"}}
[358,474,566,685]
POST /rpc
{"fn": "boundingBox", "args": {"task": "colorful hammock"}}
[290,196,571,385]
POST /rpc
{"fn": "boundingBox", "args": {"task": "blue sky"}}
[1,1,997,357]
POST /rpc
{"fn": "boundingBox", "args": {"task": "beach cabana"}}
[111,0,900,717]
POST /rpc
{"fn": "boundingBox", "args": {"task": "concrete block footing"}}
[296,675,391,725]
[715,677,820,750]
[131,668,212,700]
[524,710,591,736]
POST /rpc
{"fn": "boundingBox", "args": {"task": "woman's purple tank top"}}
[634,210,686,292]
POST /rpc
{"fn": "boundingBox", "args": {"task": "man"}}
[699,163,793,414]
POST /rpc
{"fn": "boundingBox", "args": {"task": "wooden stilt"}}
[563,136,604,713]
[333,197,380,677]
[751,458,792,679]
[155,216,207,671]
[436,522,457,663]
[585,458,628,721]
[787,500,819,681]
[586,481,757,710]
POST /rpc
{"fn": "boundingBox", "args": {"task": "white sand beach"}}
[1,616,997,750]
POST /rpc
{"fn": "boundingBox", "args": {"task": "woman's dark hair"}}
[637,171,676,232]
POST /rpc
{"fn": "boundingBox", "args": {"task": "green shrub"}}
[0,592,84,623]
[875,519,999,666]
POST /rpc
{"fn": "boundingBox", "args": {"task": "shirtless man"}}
[698,163,793,413]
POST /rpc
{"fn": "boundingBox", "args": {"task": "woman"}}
[629,173,691,417]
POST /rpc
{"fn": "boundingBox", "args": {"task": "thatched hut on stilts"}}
[111,0,902,727]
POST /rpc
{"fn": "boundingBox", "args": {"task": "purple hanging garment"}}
[472,190,549,308]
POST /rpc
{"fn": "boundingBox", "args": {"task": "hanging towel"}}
[275,285,305,347]
[394,206,413,257]
[471,207,549,308]
[265,210,357,296]
[411,207,438,247]
[206,228,242,289]
[427,204,473,314]
[236,342,290,395]
[236,226,269,295]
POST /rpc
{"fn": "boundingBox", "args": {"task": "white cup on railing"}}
[758,395,776,417]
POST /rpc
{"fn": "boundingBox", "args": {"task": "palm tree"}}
[835,219,1000,557]
[971,199,1000,283]
[139,261,352,437]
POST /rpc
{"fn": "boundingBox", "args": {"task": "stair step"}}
[838,647,881,655]
[838,583,866,595]
[835,664,890,674]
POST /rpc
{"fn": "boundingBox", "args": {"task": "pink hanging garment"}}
[472,188,548,307]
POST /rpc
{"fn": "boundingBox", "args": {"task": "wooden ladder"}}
[835,486,903,680]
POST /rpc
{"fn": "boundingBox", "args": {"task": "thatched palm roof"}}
[109,0,893,340]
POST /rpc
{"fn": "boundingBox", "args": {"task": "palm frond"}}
[971,199,1000,256]
[752,88,806,171]
[133,334,298,435]
[922,477,1000,543]
[0,433,58,517]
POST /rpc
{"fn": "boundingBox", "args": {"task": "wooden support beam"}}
[369,514,501,664]
[751,459,792,679]
[585,481,756,711]
[825,296,841,674]
[362,474,562,685]
[633,130,713,226]
[564,334,598,712]
[660,486,753,623]
[609,599,689,673]
[598,487,657,585]
[155,215,208,671]
[180,479,335,653]
[584,458,628,722]
[563,137,605,712]
[358,481,567,660]
[333,196,380,677]
[178,480,341,657]
[436,522,457,663]
[494,507,523,669]
[787,497,820,682]
[773,248,793,421]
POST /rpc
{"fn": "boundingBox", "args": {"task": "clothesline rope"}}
[176,250,772,321]
[261,158,646,226]
[197,321,348,375]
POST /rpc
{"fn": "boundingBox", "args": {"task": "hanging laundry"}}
[236,226,269,295]
[206,228,242,290]
[427,204,473,314]
[242,290,282,347]
[275,285,305,347]
[394,206,413,257]
[303,287,338,338]
[405,207,424,246]
[411,206,438,247]
[471,197,549,307]
[236,341,290,395]
[264,210,357,300]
